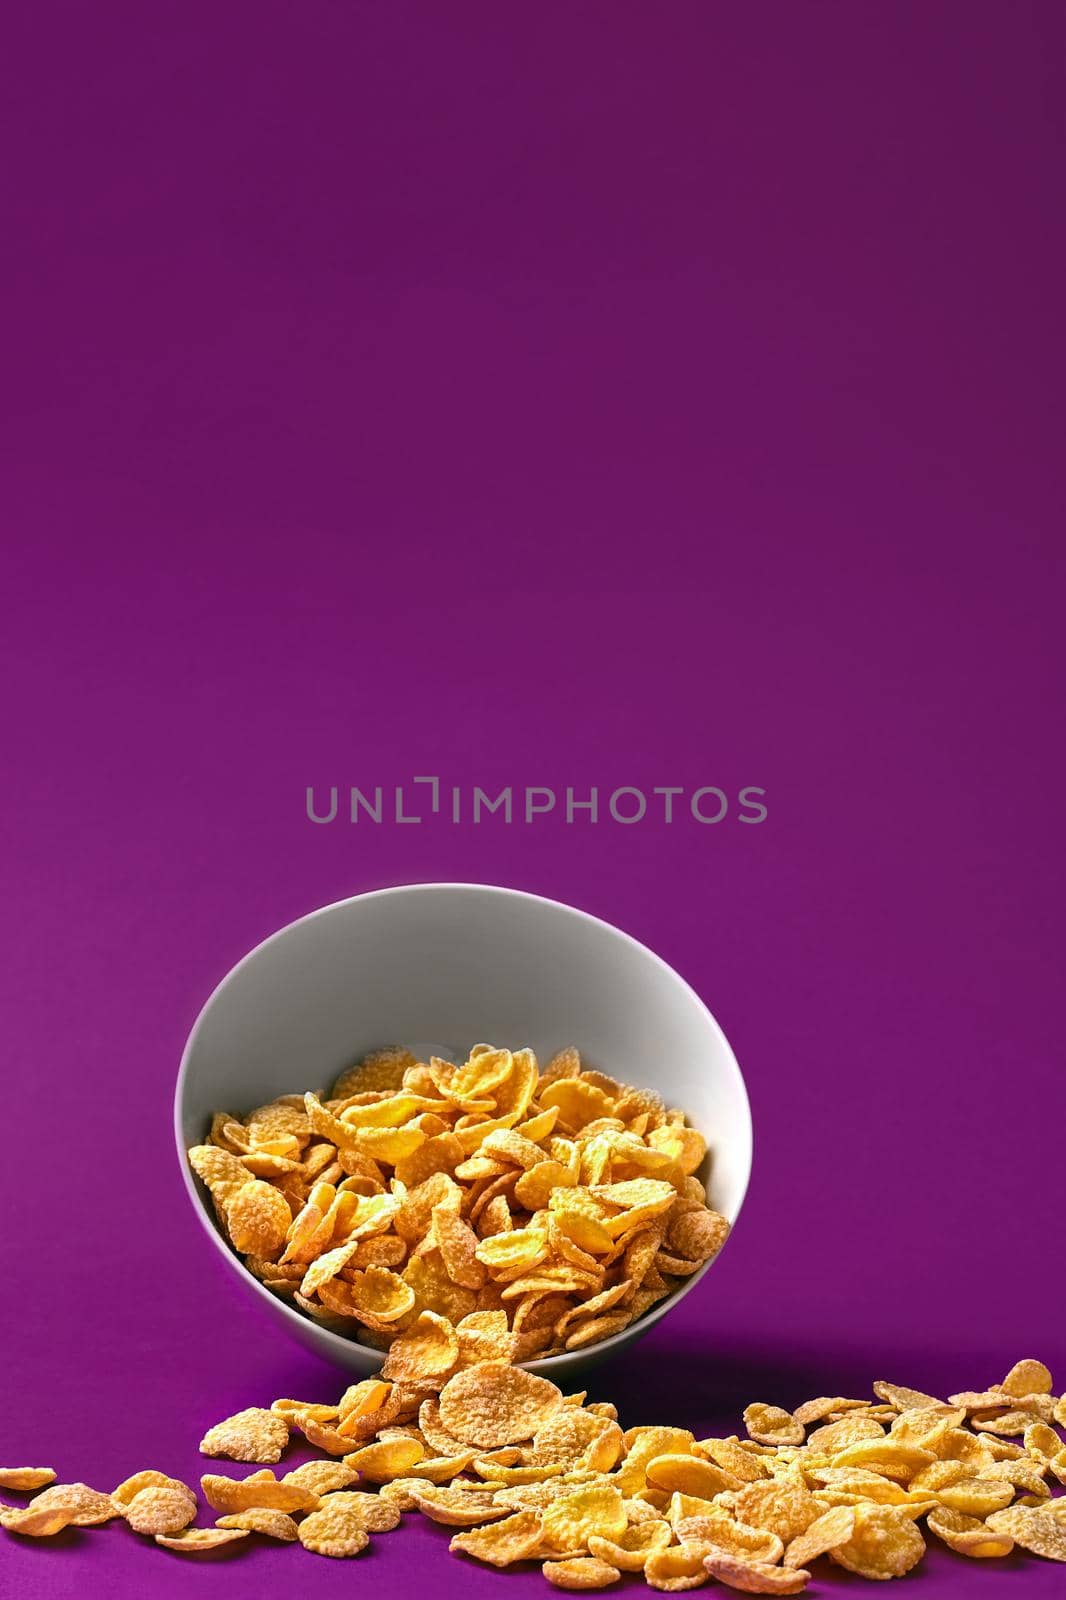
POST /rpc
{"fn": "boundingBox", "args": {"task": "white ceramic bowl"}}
[175,883,752,1378]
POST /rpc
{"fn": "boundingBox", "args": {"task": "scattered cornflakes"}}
[7,1352,1061,1587]
[7,1039,1065,1600]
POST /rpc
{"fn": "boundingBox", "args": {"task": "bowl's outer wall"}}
[177,884,752,1375]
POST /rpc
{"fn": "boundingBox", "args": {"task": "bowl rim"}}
[174,880,753,1374]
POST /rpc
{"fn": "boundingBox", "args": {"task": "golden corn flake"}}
[828,1437,934,1481]
[695,1438,767,1485]
[432,1208,486,1290]
[677,1516,783,1565]
[533,1411,622,1472]
[123,1487,197,1536]
[302,1414,370,1455]
[808,1467,925,1506]
[948,1388,1013,1412]
[439,1360,564,1449]
[565,1313,633,1352]
[155,1526,249,1552]
[281,1460,358,1494]
[936,1477,1014,1516]
[380,1310,460,1383]
[200,1471,318,1514]
[791,1397,865,1427]
[0,1504,75,1537]
[872,1381,944,1412]
[782,1504,854,1568]
[616,1428,696,1495]
[402,1253,478,1325]
[542,1484,627,1553]
[644,1542,712,1590]
[666,1210,728,1262]
[405,1483,509,1526]
[199,1405,289,1464]
[732,1479,822,1544]
[297,1501,371,1558]
[972,1409,1042,1437]
[985,1505,1066,1561]
[332,1047,415,1099]
[111,1470,194,1509]
[187,1143,248,1196]
[805,1415,884,1454]
[419,1396,471,1456]
[742,1406,804,1448]
[449,1508,544,1564]
[0,1469,55,1492]
[311,1490,402,1531]
[456,1309,516,1366]
[587,1521,673,1570]
[1001,1360,1053,1397]
[927,1505,1015,1558]
[342,1437,425,1482]
[703,1550,811,1593]
[215,1507,299,1540]
[25,1482,118,1527]
[225,1180,292,1257]
[543,1555,621,1589]
[889,1405,964,1450]
[828,1503,926,1580]
[645,1455,737,1500]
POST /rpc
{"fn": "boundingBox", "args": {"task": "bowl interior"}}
[176,883,752,1370]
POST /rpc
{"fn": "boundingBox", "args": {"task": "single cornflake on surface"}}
[0,1469,56,1493]
[155,1526,249,1552]
[543,1555,621,1589]
[297,1500,371,1558]
[123,1487,197,1535]
[199,1405,290,1463]
[216,1507,299,1540]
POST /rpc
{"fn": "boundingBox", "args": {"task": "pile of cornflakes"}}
[3,1356,1065,1586]
[5,1045,1065,1587]
[186,1045,731,1358]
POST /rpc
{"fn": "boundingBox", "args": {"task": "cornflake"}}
[449,1508,544,1564]
[0,1469,55,1492]
[199,1406,290,1463]
[543,1555,622,1589]
[123,1487,197,1535]
[156,1526,249,1552]
[216,1507,299,1540]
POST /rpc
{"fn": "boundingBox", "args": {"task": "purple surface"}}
[2,3,1064,1596]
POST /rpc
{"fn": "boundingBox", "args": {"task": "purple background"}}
[2,3,1063,1596]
